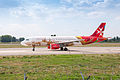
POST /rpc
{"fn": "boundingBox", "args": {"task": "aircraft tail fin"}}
[91,23,106,37]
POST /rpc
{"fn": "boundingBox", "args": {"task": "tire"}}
[64,48,68,51]
[32,48,35,51]
[60,47,63,51]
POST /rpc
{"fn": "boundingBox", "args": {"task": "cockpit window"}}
[26,39,29,41]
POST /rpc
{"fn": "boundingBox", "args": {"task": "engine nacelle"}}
[48,44,60,49]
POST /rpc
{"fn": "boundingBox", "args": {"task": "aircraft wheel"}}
[32,48,35,51]
[60,47,63,51]
[32,45,35,51]
[64,48,68,51]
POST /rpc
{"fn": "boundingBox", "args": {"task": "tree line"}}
[0,35,25,42]
[103,36,120,43]
[0,35,120,43]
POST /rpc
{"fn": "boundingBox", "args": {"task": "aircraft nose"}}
[21,41,27,46]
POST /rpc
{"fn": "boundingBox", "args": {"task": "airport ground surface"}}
[0,47,120,56]
[0,43,120,79]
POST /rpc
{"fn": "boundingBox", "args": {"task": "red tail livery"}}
[77,23,107,45]
[91,23,106,37]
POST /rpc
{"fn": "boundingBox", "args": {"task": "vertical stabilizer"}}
[91,23,106,37]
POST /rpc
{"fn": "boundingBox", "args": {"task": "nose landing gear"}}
[32,45,35,51]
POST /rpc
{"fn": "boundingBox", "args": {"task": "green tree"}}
[0,35,17,42]
[116,36,119,40]
[19,37,25,42]
[1,35,12,42]
[113,37,116,42]
[12,37,17,42]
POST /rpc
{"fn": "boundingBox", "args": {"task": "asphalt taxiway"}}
[0,47,120,56]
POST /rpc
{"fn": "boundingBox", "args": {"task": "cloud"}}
[10,3,47,19]
[9,0,120,16]
[115,16,120,21]
[7,0,120,26]
[61,0,120,10]
[0,0,120,37]
[87,11,105,17]
[6,0,120,24]
[9,1,84,23]
[61,0,105,8]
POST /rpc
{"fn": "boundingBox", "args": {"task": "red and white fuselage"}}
[21,23,108,51]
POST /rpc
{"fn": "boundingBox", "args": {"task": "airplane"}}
[21,23,107,51]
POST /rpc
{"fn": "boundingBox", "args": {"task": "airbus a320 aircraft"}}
[21,23,107,51]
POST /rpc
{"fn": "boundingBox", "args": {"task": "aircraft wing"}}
[55,39,84,44]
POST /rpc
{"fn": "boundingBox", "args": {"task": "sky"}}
[0,0,120,38]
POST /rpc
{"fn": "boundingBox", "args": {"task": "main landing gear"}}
[60,47,68,51]
[60,47,63,50]
[64,47,68,51]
